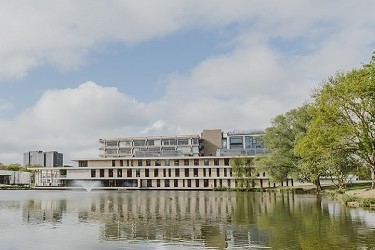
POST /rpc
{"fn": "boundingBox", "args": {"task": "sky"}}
[1,0,375,165]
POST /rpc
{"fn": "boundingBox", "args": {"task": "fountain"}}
[73,180,102,192]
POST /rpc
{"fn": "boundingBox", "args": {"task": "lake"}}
[0,190,374,249]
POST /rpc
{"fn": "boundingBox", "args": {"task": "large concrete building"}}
[31,129,292,189]
[24,151,63,167]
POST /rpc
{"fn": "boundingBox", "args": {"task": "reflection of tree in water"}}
[232,192,375,249]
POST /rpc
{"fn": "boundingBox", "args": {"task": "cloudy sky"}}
[1,1,374,165]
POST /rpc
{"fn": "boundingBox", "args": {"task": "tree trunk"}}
[371,166,375,189]
[314,177,322,193]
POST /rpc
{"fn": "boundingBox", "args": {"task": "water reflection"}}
[1,190,375,249]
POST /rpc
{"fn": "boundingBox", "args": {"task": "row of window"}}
[110,158,230,167]
[91,167,233,178]
[139,179,231,188]
[104,138,200,147]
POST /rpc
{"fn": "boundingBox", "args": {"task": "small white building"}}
[0,170,31,186]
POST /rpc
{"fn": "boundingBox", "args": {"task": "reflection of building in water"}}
[31,129,294,190]
[75,191,270,249]
[22,199,66,224]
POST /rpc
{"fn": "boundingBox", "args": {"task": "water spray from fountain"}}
[73,180,102,192]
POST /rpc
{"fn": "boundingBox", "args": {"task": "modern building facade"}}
[24,151,63,167]
[31,129,292,189]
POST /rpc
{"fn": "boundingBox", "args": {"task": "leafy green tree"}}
[4,163,28,172]
[231,157,256,188]
[304,56,375,188]
[256,105,311,185]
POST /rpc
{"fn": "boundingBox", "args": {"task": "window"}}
[79,161,88,167]
[165,179,170,187]
[145,169,149,177]
[154,169,159,177]
[108,169,113,177]
[147,179,152,187]
[192,138,199,145]
[174,160,179,166]
[136,169,140,177]
[195,179,199,187]
[100,169,104,177]
[230,136,243,149]
[127,160,130,167]
[228,179,231,187]
[184,159,189,166]
[194,159,199,166]
[91,169,96,177]
[203,168,206,177]
[157,179,161,187]
[204,179,209,187]
[162,139,176,145]
[106,149,117,154]
[147,140,154,146]
[120,160,123,166]
[187,179,191,187]
[224,158,230,166]
[112,160,115,167]
[194,168,198,177]
[204,159,209,166]
[214,159,220,166]
[119,140,131,147]
[134,140,145,146]
[131,160,134,167]
[174,179,178,187]
[117,169,122,177]
[224,168,227,177]
[177,139,189,145]
[155,159,161,166]
[209,168,211,177]
[127,169,132,177]
[165,159,170,166]
[146,159,151,166]
[119,148,131,155]
[185,168,189,177]
[175,169,180,177]
[168,169,171,177]
[217,168,220,177]
[106,141,118,147]
[138,160,143,166]
[163,169,166,177]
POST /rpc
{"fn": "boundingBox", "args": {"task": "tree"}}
[231,157,256,188]
[305,56,375,188]
[256,105,311,185]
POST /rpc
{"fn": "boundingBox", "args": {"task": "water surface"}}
[0,190,374,249]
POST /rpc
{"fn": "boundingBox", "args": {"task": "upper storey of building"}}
[99,129,265,158]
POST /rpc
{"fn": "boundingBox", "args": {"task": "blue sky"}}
[1,0,375,165]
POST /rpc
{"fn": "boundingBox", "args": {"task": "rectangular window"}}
[214,179,217,187]
[194,168,198,177]
[177,139,189,145]
[127,169,132,177]
[147,179,152,187]
[112,160,115,167]
[185,168,189,177]
[163,169,166,177]
[204,159,209,166]
[106,141,118,147]
[165,179,170,187]
[146,159,151,166]
[120,160,123,167]
[136,169,140,177]
[137,160,143,166]
[228,179,231,187]
[195,179,199,187]
[131,160,134,166]
[157,179,161,187]
[91,169,96,177]
[230,136,243,149]
[209,168,211,177]
[194,159,199,166]
[187,179,191,187]
[217,168,220,177]
[134,140,145,147]
[165,159,170,166]
[117,169,122,177]
[175,169,180,177]
[219,179,222,187]
[174,160,179,166]
[168,169,171,177]
[147,140,154,146]
[184,159,189,166]
[100,169,104,177]
[204,179,209,187]
[79,161,88,167]
[154,169,159,177]
[192,138,199,145]
[145,169,149,177]
[155,159,161,166]
[174,179,178,187]
[214,159,220,166]
[203,168,206,177]
[108,169,113,177]
[224,168,227,177]
[224,158,230,166]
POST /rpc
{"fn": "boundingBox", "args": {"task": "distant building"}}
[0,170,30,185]
[23,151,63,167]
